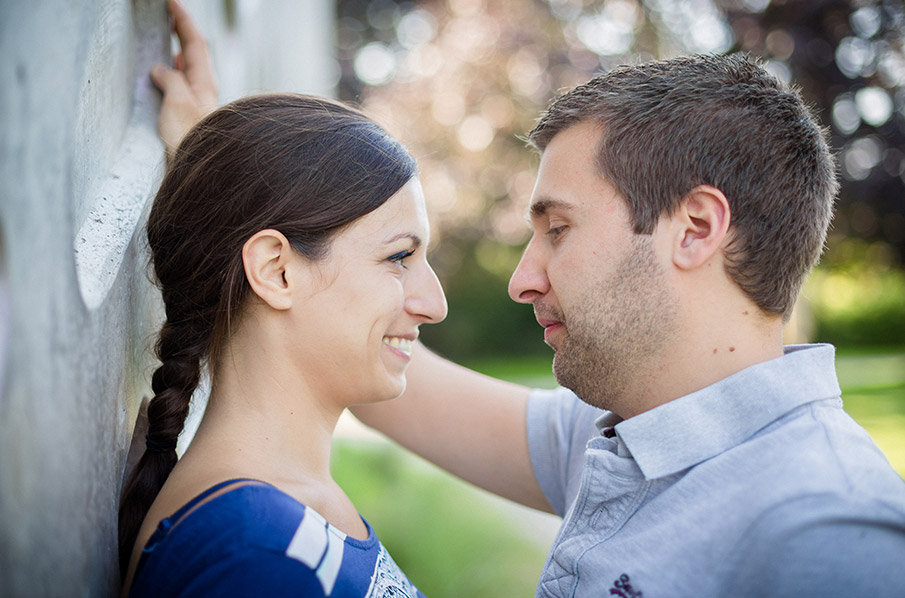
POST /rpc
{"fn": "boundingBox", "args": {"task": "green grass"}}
[833,350,905,476]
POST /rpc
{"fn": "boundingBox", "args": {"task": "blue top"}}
[527,344,905,597]
[130,479,425,597]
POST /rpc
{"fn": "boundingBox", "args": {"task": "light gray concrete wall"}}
[0,1,333,595]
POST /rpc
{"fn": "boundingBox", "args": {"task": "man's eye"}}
[546,225,567,239]
[389,250,415,268]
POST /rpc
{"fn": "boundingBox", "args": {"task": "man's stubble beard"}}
[552,235,676,414]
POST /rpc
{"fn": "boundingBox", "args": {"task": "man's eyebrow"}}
[528,197,574,220]
[383,232,423,248]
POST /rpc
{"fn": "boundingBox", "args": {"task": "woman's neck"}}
[187,346,342,484]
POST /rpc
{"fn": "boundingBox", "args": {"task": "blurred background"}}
[329,0,905,359]
[320,1,905,595]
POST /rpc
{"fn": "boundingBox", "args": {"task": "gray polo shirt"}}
[527,344,905,597]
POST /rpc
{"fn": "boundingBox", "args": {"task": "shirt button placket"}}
[538,457,601,597]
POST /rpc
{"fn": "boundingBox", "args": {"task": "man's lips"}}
[538,318,564,343]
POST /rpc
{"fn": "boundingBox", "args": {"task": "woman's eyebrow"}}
[383,232,423,248]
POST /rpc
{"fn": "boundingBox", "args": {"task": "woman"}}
[118,91,447,596]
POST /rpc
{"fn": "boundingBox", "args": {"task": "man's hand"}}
[150,0,218,156]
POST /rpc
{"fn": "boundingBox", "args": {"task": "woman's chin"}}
[383,377,407,402]
[348,374,406,408]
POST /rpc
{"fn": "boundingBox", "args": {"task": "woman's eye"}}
[389,250,415,268]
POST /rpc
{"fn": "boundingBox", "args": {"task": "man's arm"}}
[353,342,553,513]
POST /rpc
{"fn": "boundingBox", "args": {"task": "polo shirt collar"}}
[596,344,841,480]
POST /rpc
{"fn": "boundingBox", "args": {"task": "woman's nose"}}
[407,261,448,323]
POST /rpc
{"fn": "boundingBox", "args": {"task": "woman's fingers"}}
[168,0,218,104]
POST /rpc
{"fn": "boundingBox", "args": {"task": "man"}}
[354,56,905,596]
[155,3,905,595]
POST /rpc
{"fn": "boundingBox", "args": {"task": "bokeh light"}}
[833,94,862,135]
[836,36,876,78]
[457,115,494,152]
[843,136,883,181]
[855,86,894,127]
[354,42,396,85]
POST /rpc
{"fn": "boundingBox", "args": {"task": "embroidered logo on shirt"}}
[608,573,642,597]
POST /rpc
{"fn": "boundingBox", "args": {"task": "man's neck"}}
[618,302,785,420]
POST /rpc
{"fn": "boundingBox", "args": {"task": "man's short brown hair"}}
[528,54,838,317]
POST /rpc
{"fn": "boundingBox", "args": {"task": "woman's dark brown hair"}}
[118,93,417,579]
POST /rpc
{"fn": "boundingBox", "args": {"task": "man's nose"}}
[508,237,549,304]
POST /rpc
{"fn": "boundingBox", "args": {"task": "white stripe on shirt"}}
[285,507,348,596]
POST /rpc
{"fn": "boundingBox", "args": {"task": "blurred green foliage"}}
[806,238,905,347]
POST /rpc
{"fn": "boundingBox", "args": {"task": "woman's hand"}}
[150,0,219,156]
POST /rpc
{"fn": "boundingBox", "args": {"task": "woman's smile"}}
[382,336,414,358]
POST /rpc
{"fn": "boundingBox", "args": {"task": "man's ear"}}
[242,229,296,310]
[670,185,731,270]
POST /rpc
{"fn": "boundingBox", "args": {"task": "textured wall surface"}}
[0,1,331,595]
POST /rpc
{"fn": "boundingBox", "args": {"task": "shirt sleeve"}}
[526,387,607,517]
[724,494,905,597]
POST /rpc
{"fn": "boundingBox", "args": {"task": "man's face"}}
[508,121,676,416]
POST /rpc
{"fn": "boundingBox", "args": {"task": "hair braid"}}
[117,318,207,580]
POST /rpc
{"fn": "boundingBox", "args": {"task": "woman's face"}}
[288,177,447,407]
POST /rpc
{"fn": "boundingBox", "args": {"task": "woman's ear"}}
[670,185,731,271]
[242,229,296,310]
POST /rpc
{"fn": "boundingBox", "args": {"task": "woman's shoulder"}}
[131,480,425,597]
[182,480,313,537]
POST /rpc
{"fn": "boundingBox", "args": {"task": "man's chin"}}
[552,351,586,395]
[551,352,567,383]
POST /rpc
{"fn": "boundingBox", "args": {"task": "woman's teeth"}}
[383,336,413,354]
